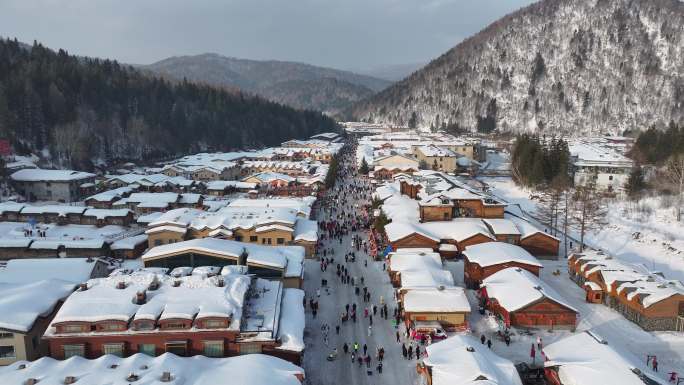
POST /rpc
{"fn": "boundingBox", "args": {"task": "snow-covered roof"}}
[0,258,103,285]
[85,186,133,202]
[244,171,295,183]
[276,288,305,352]
[403,287,470,313]
[206,180,257,190]
[424,334,523,385]
[0,280,75,332]
[385,219,495,243]
[569,141,633,168]
[482,218,521,236]
[110,234,148,250]
[145,225,188,235]
[507,216,559,241]
[142,238,305,278]
[83,208,132,219]
[0,201,26,214]
[400,269,454,289]
[482,267,577,313]
[228,197,315,217]
[20,205,88,216]
[49,270,250,328]
[10,168,95,182]
[0,353,304,385]
[543,331,667,385]
[294,219,318,242]
[463,242,542,268]
[29,238,105,250]
[389,250,442,272]
[416,145,458,157]
[381,194,420,222]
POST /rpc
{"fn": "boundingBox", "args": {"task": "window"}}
[100,323,121,331]
[235,236,243,242]
[102,343,124,357]
[277,238,285,245]
[62,325,84,333]
[163,322,186,330]
[0,345,15,358]
[594,293,601,300]
[608,175,613,181]
[203,340,224,357]
[267,238,272,245]
[154,239,163,246]
[239,343,262,355]
[165,341,187,357]
[135,321,155,331]
[202,319,225,328]
[262,238,266,244]
[249,236,258,242]
[138,344,156,357]
[0,333,12,339]
[63,344,85,358]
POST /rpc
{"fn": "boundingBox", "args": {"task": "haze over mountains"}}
[142,54,392,114]
[349,0,684,136]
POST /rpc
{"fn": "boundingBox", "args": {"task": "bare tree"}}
[665,154,684,221]
[537,175,570,237]
[570,183,607,252]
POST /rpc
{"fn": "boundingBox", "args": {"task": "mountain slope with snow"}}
[350,0,684,136]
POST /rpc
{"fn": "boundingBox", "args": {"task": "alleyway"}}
[302,143,421,385]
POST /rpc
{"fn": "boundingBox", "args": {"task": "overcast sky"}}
[1,0,535,71]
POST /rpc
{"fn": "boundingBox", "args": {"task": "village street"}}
[301,147,421,385]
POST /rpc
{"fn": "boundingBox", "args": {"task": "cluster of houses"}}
[351,129,673,385]
[356,131,486,179]
[569,249,684,331]
[0,133,344,380]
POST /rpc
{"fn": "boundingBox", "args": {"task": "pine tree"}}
[358,157,369,175]
[624,165,646,200]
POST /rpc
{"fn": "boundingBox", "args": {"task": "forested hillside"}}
[350,0,684,136]
[143,53,391,114]
[0,39,339,169]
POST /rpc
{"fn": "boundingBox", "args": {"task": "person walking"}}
[481,334,486,344]
[363,344,367,356]
[416,345,421,359]
[402,343,407,359]
[343,343,348,354]
[396,331,400,343]
[487,339,492,349]
[408,345,413,360]
[368,325,372,337]
[351,352,355,363]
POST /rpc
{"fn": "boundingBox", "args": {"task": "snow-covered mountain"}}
[349,0,684,136]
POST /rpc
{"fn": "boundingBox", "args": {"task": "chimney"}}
[86,257,94,263]
[116,281,126,290]
[135,291,147,305]
[173,280,181,287]
[24,379,38,385]
[64,377,77,385]
[17,364,27,370]
[160,372,172,382]
[79,283,88,291]
[126,373,139,382]
[217,277,225,287]
[148,277,159,291]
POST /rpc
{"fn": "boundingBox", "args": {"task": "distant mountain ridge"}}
[142,53,392,114]
[349,0,684,136]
